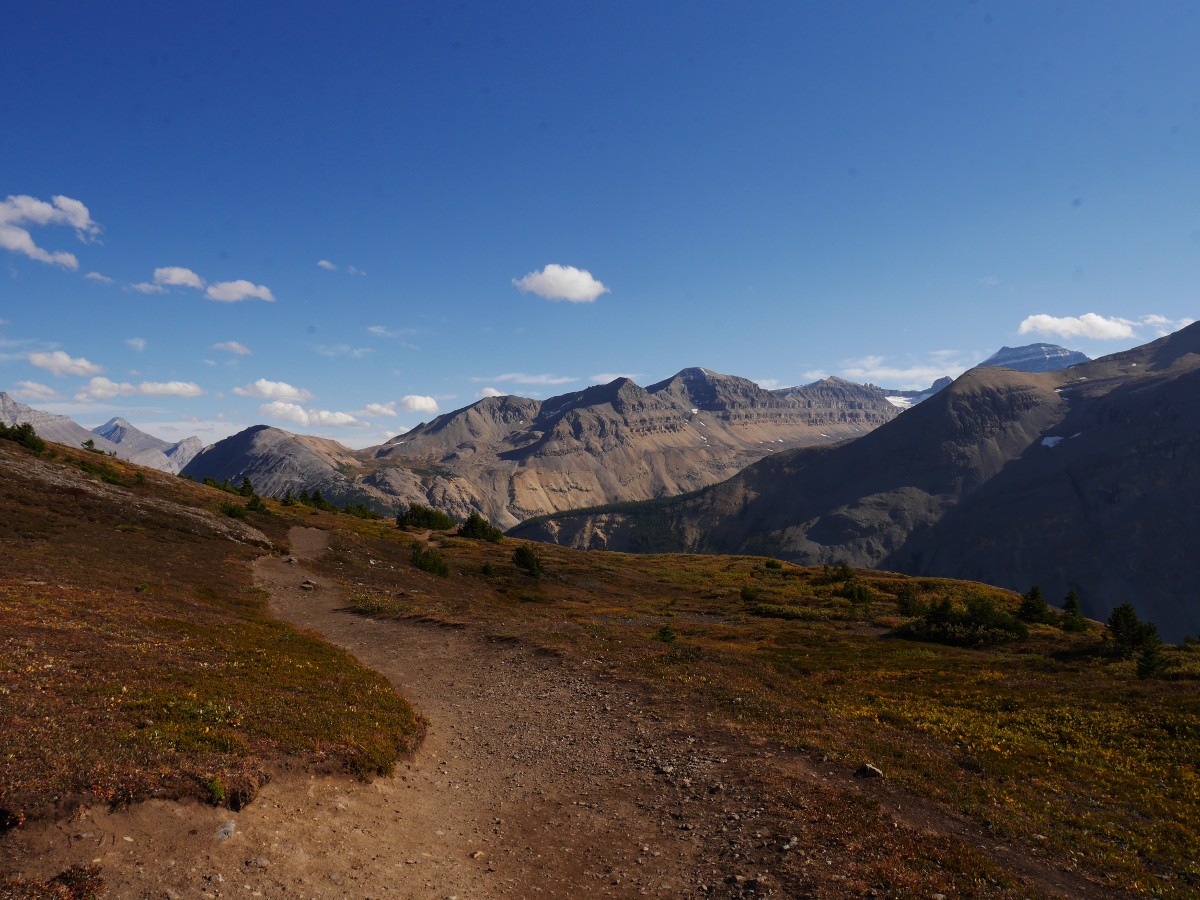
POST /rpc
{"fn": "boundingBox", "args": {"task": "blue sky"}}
[2,2,1197,447]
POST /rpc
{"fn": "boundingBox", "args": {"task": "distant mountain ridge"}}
[510,326,1200,641]
[184,367,902,528]
[978,343,1090,373]
[0,395,201,473]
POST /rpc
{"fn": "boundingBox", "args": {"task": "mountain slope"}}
[512,325,1200,639]
[92,417,203,473]
[1,393,122,456]
[187,369,901,527]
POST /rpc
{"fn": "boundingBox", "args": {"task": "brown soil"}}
[3,527,1121,898]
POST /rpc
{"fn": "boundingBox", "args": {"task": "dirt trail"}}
[4,527,1117,898]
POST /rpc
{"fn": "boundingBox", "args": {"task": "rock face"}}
[977,343,1090,373]
[511,325,1200,641]
[183,369,901,528]
[92,417,203,473]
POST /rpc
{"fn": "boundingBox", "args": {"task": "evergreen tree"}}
[1136,633,1169,679]
[1061,589,1086,632]
[1106,603,1157,658]
[1018,585,1053,623]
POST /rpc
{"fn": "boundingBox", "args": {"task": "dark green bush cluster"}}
[513,544,543,578]
[898,592,1028,647]
[411,546,450,577]
[457,511,503,542]
[740,583,761,603]
[835,578,874,604]
[397,503,456,530]
[763,558,783,570]
[343,502,383,520]
[0,421,45,452]
[1106,603,1169,678]
[203,476,241,494]
[77,457,123,485]
[218,500,249,520]
[815,562,854,585]
[653,625,678,644]
[1017,585,1056,624]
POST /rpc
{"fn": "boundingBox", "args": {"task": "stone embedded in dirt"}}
[855,763,884,779]
[215,820,235,840]
[300,580,317,590]
[245,857,269,868]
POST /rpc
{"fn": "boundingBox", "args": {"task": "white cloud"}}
[803,370,831,382]
[840,353,974,390]
[259,401,363,428]
[128,282,165,294]
[84,272,113,284]
[233,378,313,402]
[753,378,781,390]
[474,372,577,386]
[355,402,398,417]
[74,377,204,403]
[154,266,205,289]
[317,259,337,271]
[1140,314,1195,337]
[590,372,642,383]
[28,350,105,377]
[367,325,415,338]
[139,381,204,397]
[206,280,275,302]
[0,194,101,270]
[477,387,504,398]
[11,380,60,402]
[126,337,146,352]
[400,395,439,414]
[316,344,374,359]
[1018,313,1136,340]
[512,263,609,303]
[213,340,251,356]
[347,265,365,276]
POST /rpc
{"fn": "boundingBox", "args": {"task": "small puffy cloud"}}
[74,377,203,403]
[477,387,504,398]
[75,377,133,402]
[1018,313,1136,340]
[317,259,337,271]
[85,272,113,283]
[28,350,105,377]
[128,282,165,294]
[154,266,205,289]
[1141,314,1195,337]
[367,324,418,338]
[11,380,60,402]
[512,263,609,303]
[139,381,204,397]
[754,378,781,390]
[0,194,101,269]
[346,265,365,276]
[206,280,275,302]
[355,402,398,417]
[233,378,313,402]
[125,337,146,352]
[474,372,576,386]
[400,395,439,414]
[590,372,641,383]
[259,401,363,428]
[213,340,251,356]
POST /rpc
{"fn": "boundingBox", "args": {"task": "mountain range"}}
[0,396,200,473]
[183,368,900,527]
[511,327,1198,640]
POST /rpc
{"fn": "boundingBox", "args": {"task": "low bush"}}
[898,592,1028,647]
[411,546,450,577]
[457,511,504,542]
[0,421,45,453]
[398,503,456,530]
[513,544,543,578]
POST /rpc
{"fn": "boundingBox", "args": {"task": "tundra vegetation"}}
[2,433,1198,896]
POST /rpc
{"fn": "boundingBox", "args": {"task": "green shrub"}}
[397,503,456,530]
[411,546,450,577]
[218,501,248,520]
[895,582,926,617]
[343,502,383,520]
[1061,589,1087,632]
[816,563,853,585]
[898,592,1028,647]
[740,583,761,603]
[457,511,503,542]
[246,495,269,514]
[836,579,874,604]
[653,625,678,644]
[763,558,782,570]
[1106,603,1158,658]
[0,421,45,452]
[513,544,543,578]
[206,777,226,805]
